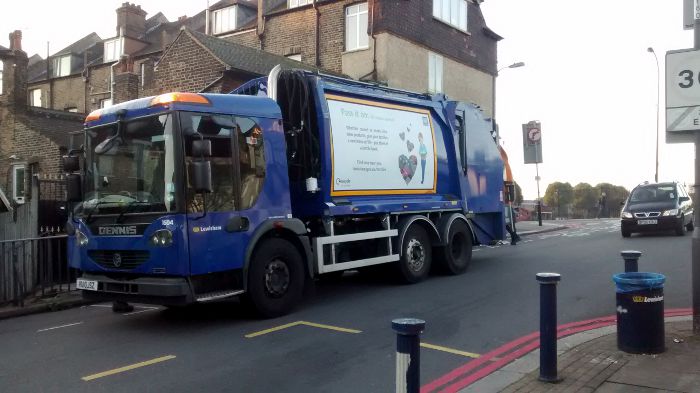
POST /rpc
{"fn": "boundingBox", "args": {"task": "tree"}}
[544,182,573,218]
[572,183,597,218]
[594,183,629,218]
[514,181,523,206]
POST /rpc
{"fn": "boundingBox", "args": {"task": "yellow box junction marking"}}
[82,355,176,381]
[420,343,481,359]
[245,321,362,338]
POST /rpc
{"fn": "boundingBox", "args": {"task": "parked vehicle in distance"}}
[620,181,694,237]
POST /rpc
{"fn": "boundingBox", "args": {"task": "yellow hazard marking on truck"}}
[245,321,362,338]
[420,342,481,358]
[81,355,176,381]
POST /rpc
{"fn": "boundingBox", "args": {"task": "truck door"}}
[183,114,264,282]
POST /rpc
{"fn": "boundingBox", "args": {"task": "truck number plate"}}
[638,219,658,225]
[76,279,98,291]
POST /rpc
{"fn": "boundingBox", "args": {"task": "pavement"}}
[11,220,700,393]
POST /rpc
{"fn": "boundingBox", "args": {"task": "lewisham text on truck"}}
[63,67,509,317]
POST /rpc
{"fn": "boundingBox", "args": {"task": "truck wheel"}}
[246,238,305,318]
[398,225,432,283]
[436,220,472,275]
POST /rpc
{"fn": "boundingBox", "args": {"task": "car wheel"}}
[435,220,472,275]
[397,225,432,283]
[676,217,686,236]
[621,229,631,238]
[246,238,305,318]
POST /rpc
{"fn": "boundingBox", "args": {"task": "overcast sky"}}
[2,1,697,200]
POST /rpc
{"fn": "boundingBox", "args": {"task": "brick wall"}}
[374,0,496,75]
[142,31,226,96]
[87,64,112,113]
[222,30,260,50]
[114,72,139,103]
[50,76,86,112]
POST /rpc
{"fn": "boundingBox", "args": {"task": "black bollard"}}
[392,318,425,393]
[620,250,642,273]
[536,272,562,383]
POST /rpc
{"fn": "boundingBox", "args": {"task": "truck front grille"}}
[89,250,150,270]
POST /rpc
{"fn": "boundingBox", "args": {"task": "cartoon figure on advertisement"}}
[418,132,428,184]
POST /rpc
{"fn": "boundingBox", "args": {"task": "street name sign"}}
[666,48,700,143]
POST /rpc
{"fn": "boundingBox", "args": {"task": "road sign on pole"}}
[522,121,543,164]
[665,48,700,143]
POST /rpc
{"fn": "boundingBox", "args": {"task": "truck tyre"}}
[398,225,432,283]
[436,220,472,275]
[246,238,305,318]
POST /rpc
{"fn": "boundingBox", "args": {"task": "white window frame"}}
[12,165,26,204]
[212,6,237,34]
[104,38,124,62]
[433,0,468,32]
[52,55,71,77]
[286,54,302,62]
[100,98,113,109]
[345,3,369,52]
[428,52,443,94]
[29,88,42,107]
[288,0,313,8]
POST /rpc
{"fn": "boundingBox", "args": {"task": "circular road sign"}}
[527,127,541,143]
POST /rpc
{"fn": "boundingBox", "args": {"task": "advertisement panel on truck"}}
[326,94,437,196]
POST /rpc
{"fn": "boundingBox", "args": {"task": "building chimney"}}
[9,30,22,51]
[116,2,147,39]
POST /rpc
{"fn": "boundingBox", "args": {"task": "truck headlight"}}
[621,212,633,219]
[150,229,173,247]
[662,209,680,217]
[76,229,89,247]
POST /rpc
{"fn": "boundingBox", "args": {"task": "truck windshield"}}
[78,113,177,217]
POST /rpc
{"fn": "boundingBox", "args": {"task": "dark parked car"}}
[620,182,694,237]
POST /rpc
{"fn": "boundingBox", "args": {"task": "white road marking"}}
[37,322,83,332]
[123,309,157,316]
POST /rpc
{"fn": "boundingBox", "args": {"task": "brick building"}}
[0,31,83,207]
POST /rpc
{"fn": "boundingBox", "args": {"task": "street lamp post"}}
[492,61,525,144]
[647,47,659,183]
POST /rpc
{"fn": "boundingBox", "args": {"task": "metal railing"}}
[0,234,76,307]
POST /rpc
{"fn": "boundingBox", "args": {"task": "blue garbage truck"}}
[63,67,507,317]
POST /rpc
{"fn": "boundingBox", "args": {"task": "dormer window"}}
[52,55,71,77]
[104,38,123,62]
[212,6,237,34]
[433,0,468,32]
[288,0,313,8]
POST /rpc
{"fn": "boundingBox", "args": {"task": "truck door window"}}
[236,117,265,210]
[455,111,467,172]
[182,113,236,213]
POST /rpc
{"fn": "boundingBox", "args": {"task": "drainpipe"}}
[109,27,124,106]
[314,0,320,67]
[359,0,377,81]
[205,0,210,35]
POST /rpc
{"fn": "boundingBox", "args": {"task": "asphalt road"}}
[0,219,692,392]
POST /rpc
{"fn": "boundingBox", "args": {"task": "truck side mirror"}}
[66,173,83,202]
[62,155,80,172]
[192,139,212,157]
[192,161,213,193]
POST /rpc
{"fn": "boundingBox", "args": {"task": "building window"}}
[286,53,302,62]
[288,0,313,8]
[104,38,123,62]
[29,88,42,107]
[345,3,369,51]
[428,52,443,94]
[52,55,71,77]
[433,0,468,32]
[212,6,237,34]
[12,165,26,204]
[66,107,78,113]
[100,98,113,108]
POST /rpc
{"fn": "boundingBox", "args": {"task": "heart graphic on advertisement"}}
[398,154,418,184]
[406,140,414,152]
[399,132,405,141]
